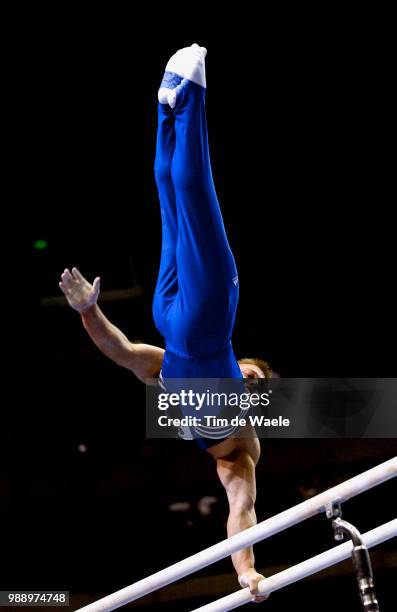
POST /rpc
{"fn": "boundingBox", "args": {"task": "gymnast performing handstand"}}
[59,44,271,603]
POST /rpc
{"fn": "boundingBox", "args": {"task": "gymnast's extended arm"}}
[59,267,164,382]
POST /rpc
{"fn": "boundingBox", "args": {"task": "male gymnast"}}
[59,44,271,603]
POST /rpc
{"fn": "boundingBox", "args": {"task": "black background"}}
[2,6,396,611]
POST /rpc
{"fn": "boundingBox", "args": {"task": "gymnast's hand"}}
[238,569,269,603]
[59,267,100,313]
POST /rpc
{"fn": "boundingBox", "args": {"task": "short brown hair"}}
[238,357,273,379]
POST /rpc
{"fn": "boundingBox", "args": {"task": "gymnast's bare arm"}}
[59,267,164,382]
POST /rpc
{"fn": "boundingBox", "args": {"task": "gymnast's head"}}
[238,358,273,380]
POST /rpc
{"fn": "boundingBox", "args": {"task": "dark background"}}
[3,6,396,611]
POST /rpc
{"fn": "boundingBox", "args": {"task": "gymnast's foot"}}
[158,43,207,108]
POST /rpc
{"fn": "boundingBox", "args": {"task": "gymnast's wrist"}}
[80,303,99,319]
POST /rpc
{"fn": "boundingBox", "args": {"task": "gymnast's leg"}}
[152,101,178,340]
[165,45,240,358]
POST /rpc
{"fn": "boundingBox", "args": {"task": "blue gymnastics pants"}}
[152,78,242,379]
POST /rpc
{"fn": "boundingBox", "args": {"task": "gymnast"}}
[59,44,272,603]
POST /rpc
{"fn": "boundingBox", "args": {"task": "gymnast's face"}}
[239,363,266,379]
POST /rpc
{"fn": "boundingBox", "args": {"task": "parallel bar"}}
[76,457,397,612]
[192,519,397,612]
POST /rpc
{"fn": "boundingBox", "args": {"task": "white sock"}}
[166,43,207,87]
[158,43,207,108]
